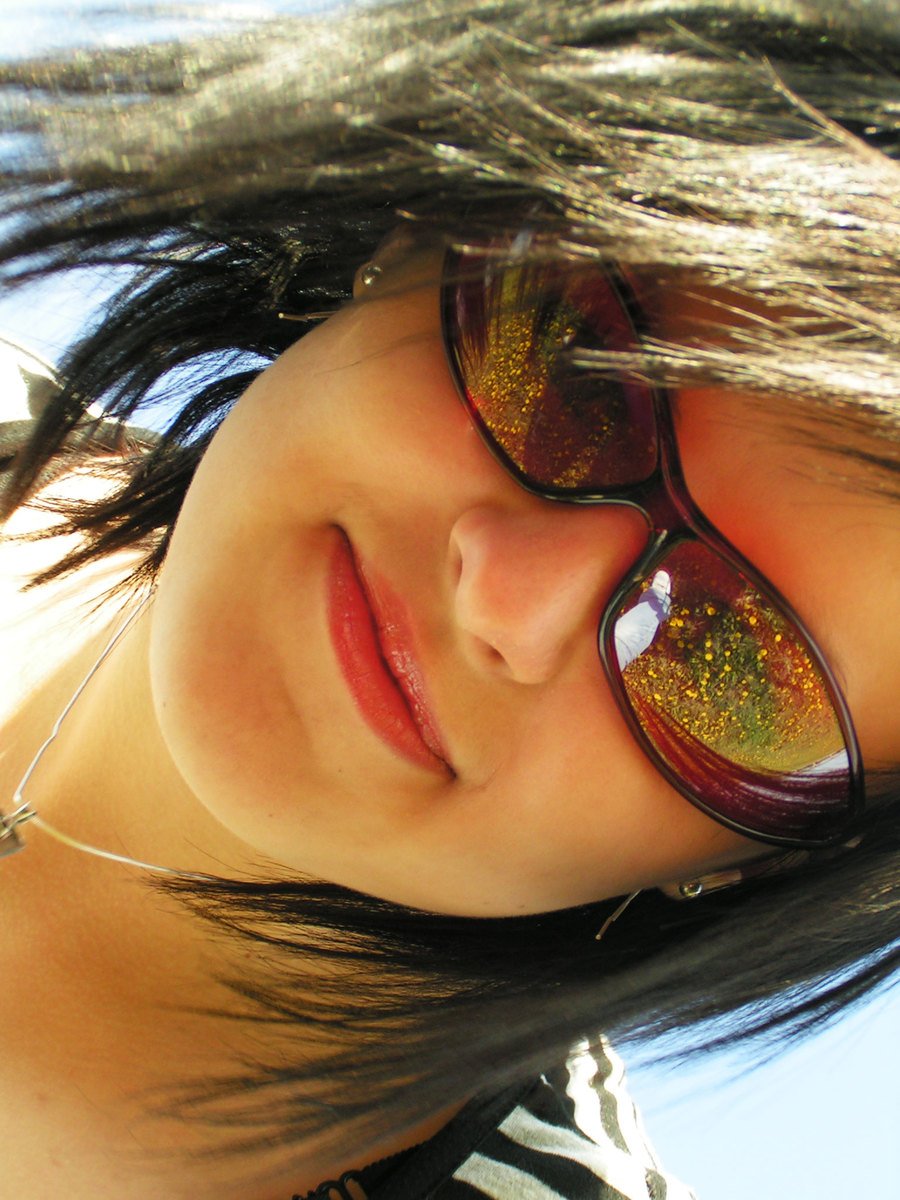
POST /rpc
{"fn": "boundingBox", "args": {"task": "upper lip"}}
[347,535,455,775]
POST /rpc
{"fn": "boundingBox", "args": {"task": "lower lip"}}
[326,532,450,775]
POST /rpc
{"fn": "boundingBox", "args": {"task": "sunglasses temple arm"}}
[660,837,862,901]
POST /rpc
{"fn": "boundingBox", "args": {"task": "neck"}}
[7,596,271,877]
[0,597,409,1199]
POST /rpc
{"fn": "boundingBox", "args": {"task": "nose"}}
[449,500,648,684]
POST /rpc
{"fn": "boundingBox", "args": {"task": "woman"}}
[0,1,897,1197]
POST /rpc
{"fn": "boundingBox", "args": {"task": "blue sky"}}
[2,3,897,1197]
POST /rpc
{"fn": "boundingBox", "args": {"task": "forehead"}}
[614,259,900,494]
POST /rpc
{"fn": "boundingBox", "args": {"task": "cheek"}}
[139,305,462,864]
[140,353,330,842]
[409,675,757,916]
[147,538,299,836]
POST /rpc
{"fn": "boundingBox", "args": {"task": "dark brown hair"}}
[0,0,897,1168]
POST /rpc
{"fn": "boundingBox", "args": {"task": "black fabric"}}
[363,1078,535,1200]
[294,1079,534,1200]
[462,1123,608,1199]
[544,1057,629,1158]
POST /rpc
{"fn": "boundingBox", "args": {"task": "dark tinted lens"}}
[609,540,854,844]
[444,247,657,493]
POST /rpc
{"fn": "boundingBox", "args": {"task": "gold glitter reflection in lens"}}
[616,542,844,774]
[456,261,655,489]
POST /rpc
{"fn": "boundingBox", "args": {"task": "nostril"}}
[466,634,511,676]
[451,545,463,585]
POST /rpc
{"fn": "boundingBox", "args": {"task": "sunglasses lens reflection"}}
[445,250,657,491]
[611,540,853,843]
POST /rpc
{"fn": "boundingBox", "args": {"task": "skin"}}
[141,233,898,915]
[1,231,898,1200]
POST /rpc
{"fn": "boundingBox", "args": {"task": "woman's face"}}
[149,235,900,916]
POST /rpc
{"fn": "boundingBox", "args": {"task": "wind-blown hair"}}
[0,0,897,1167]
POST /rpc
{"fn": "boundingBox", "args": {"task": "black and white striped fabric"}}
[301,1041,696,1200]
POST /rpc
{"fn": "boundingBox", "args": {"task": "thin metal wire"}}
[595,891,641,941]
[4,590,218,881]
[276,310,337,322]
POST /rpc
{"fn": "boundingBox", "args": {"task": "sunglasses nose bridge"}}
[618,465,693,539]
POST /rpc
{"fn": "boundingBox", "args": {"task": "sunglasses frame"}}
[441,240,865,849]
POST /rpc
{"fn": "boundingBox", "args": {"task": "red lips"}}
[326,530,452,775]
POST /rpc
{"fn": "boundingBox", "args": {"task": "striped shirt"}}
[299,1041,696,1200]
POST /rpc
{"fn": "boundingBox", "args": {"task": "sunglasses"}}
[440,234,864,849]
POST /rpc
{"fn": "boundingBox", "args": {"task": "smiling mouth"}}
[326,529,453,776]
